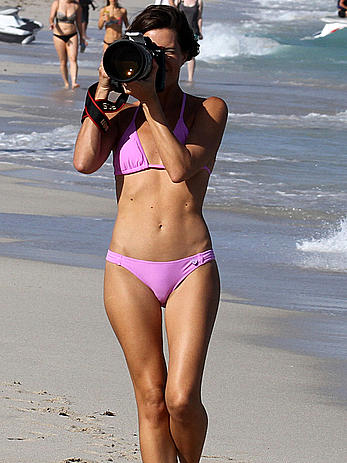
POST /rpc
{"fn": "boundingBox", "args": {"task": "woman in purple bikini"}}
[74,5,227,462]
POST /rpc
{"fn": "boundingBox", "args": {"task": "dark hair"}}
[128,5,199,61]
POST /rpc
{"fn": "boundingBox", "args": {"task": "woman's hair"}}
[128,5,199,60]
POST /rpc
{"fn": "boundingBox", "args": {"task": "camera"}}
[103,32,166,92]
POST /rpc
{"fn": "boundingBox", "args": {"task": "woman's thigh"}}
[164,261,220,396]
[53,36,67,62]
[66,35,79,62]
[104,261,167,392]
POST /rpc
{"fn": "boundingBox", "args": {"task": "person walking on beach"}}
[79,0,96,44]
[176,0,203,82]
[337,0,347,17]
[49,0,87,89]
[74,5,227,462]
[98,0,128,51]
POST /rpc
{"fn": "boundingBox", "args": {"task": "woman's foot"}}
[72,83,80,89]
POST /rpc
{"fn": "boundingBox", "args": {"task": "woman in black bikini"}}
[176,0,203,82]
[98,0,128,52]
[49,0,87,89]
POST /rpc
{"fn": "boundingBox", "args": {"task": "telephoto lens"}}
[103,32,166,92]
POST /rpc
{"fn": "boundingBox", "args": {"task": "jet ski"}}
[314,15,347,38]
[0,7,42,44]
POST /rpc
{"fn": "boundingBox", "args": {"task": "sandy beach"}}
[1,0,347,462]
[0,167,346,462]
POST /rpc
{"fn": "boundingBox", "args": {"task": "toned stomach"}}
[104,25,123,43]
[109,171,212,261]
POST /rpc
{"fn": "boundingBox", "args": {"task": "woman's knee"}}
[137,386,167,427]
[165,387,201,423]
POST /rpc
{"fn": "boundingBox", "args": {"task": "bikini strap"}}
[131,105,141,125]
[179,93,187,121]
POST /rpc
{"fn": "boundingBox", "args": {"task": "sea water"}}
[0,0,346,317]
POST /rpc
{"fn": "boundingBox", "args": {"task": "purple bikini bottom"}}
[106,249,215,307]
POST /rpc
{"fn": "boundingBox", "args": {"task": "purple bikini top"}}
[113,93,211,176]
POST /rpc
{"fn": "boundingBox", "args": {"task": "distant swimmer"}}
[337,0,347,18]
[98,0,128,52]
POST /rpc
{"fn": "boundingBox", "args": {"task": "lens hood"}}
[103,37,153,83]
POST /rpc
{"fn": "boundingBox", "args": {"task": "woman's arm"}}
[122,9,129,29]
[74,68,119,174]
[49,0,58,30]
[125,64,227,183]
[98,7,106,30]
[141,95,227,182]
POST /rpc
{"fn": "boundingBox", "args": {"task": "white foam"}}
[198,23,281,61]
[227,110,347,129]
[0,125,78,160]
[296,218,347,272]
[252,0,331,23]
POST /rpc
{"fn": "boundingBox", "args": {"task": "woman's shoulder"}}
[186,93,227,115]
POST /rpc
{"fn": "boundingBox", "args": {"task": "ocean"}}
[0,0,346,326]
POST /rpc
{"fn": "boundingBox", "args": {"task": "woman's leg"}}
[164,261,220,463]
[66,35,80,89]
[53,36,69,88]
[187,58,196,82]
[104,262,178,463]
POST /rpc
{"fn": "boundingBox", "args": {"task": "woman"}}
[98,0,129,51]
[79,0,95,41]
[74,5,227,462]
[338,0,347,17]
[49,0,86,89]
[176,0,203,82]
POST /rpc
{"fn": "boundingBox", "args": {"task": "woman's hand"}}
[95,63,112,99]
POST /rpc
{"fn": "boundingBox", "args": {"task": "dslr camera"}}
[103,32,166,92]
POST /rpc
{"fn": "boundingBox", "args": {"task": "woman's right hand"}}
[95,63,112,99]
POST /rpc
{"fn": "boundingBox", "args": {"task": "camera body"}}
[103,32,166,92]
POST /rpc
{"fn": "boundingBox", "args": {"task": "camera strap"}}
[81,82,128,132]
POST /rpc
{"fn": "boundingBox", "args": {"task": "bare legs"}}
[187,58,196,83]
[104,260,220,463]
[53,35,80,89]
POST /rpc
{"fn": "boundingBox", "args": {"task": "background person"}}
[74,5,227,462]
[175,0,203,82]
[49,0,87,89]
[154,0,175,6]
[337,0,347,17]
[79,0,96,46]
[98,0,129,51]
